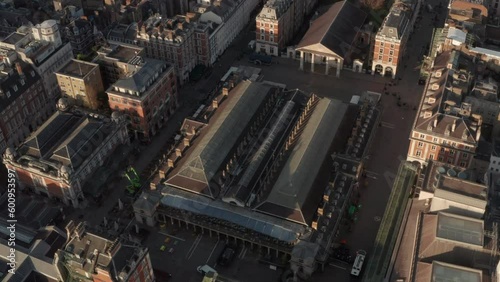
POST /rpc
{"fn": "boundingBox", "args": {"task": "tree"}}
[361,0,385,10]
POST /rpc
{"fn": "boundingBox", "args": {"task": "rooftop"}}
[413,51,480,145]
[296,1,366,59]
[56,59,99,79]
[420,261,483,282]
[96,43,144,64]
[1,32,27,45]
[109,58,168,94]
[422,161,487,205]
[257,0,293,20]
[0,62,41,113]
[19,108,116,171]
[377,2,411,40]
[255,99,352,225]
[165,81,275,198]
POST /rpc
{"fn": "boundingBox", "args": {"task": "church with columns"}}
[295,1,367,77]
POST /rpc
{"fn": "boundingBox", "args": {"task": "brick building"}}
[256,0,296,56]
[56,59,105,111]
[108,15,196,85]
[407,52,481,168]
[0,62,52,152]
[106,59,177,140]
[64,18,95,57]
[372,2,412,78]
[55,221,155,282]
[2,99,129,207]
[93,43,146,87]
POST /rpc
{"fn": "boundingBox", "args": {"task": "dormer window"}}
[20,79,25,86]
[6,91,10,98]
[13,85,18,92]
[30,71,35,77]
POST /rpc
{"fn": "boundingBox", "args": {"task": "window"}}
[416,150,422,157]
[447,158,453,164]
[390,44,394,49]
[440,148,445,153]
[418,142,424,148]
[380,42,384,46]
[389,51,393,56]
[388,57,393,63]
[260,28,265,34]
[378,55,382,60]
[261,35,265,40]
[438,156,444,162]
[431,145,436,151]
[379,48,383,53]
[270,30,274,35]
[433,137,438,142]
[429,154,435,160]
[452,142,456,147]
[270,24,274,28]
[449,150,455,156]
[460,161,466,167]
[270,37,274,42]
[420,134,425,139]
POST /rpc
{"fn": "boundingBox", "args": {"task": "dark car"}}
[218,246,236,266]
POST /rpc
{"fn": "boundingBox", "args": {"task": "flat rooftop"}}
[1,32,26,45]
[56,59,98,78]
[102,44,143,63]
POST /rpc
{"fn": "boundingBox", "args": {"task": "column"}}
[325,57,329,75]
[336,59,342,77]
[299,51,304,70]
[311,53,315,72]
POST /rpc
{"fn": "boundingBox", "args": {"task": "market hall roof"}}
[165,80,277,199]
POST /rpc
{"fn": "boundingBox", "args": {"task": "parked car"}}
[218,245,236,266]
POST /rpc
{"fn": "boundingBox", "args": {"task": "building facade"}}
[64,19,95,57]
[93,43,146,87]
[2,100,129,207]
[372,2,411,78]
[106,59,177,140]
[256,0,295,56]
[0,20,73,102]
[0,62,52,152]
[55,221,155,282]
[407,52,480,168]
[196,0,260,59]
[108,15,196,85]
[256,0,311,56]
[56,59,105,110]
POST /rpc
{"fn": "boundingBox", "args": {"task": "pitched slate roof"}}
[296,1,366,59]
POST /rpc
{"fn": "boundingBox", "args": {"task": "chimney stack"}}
[175,148,182,157]
[212,99,218,109]
[15,62,24,77]
[167,159,174,168]
[433,118,438,128]
[222,87,229,96]
[183,138,190,147]
[451,120,456,132]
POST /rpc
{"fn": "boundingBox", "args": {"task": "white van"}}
[350,95,361,105]
[197,265,217,275]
